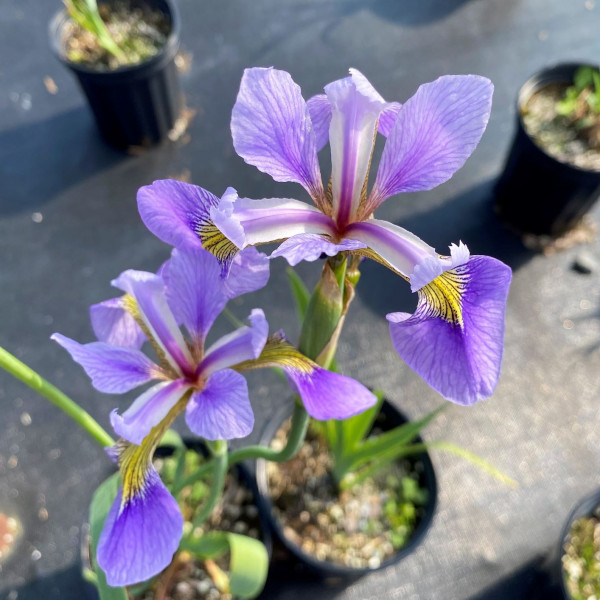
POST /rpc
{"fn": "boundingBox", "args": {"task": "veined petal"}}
[137,180,240,274]
[162,247,227,348]
[325,70,386,227]
[90,297,146,349]
[271,233,366,266]
[344,219,437,279]
[51,334,161,393]
[223,247,270,300]
[287,366,377,420]
[368,75,493,212]
[378,102,402,137]
[234,197,336,246]
[232,334,376,420]
[306,94,331,151]
[199,309,268,377]
[186,369,254,440]
[98,445,183,586]
[307,93,401,150]
[387,256,511,405]
[112,270,194,376]
[111,380,191,445]
[231,67,324,203]
[137,179,218,249]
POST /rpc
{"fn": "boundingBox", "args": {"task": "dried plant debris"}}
[132,451,262,600]
[44,76,58,94]
[563,510,600,600]
[522,216,597,254]
[63,0,170,70]
[267,422,428,569]
[522,83,600,172]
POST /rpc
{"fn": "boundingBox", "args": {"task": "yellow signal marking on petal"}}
[197,221,239,266]
[231,334,314,374]
[121,294,175,377]
[420,268,469,328]
[117,393,190,508]
[119,441,154,503]
[122,294,140,320]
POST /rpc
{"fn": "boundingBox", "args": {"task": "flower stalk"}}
[190,440,228,530]
[0,344,114,448]
[227,401,309,466]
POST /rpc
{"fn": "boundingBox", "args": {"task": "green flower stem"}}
[171,461,214,497]
[227,401,309,466]
[0,345,114,448]
[191,439,228,530]
[298,256,346,365]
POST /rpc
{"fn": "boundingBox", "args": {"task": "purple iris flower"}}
[137,67,511,407]
[52,246,375,586]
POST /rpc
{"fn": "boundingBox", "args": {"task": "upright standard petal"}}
[112,270,194,376]
[325,72,386,227]
[223,247,270,300]
[367,75,493,213]
[199,309,268,377]
[387,256,511,405]
[271,233,366,266]
[185,369,254,440]
[377,102,402,137]
[307,92,400,150]
[110,379,191,445]
[231,67,324,203]
[162,247,227,348]
[51,334,161,393]
[306,94,331,151]
[137,180,240,273]
[98,465,183,586]
[90,297,145,349]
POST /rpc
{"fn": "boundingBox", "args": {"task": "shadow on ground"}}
[0,107,123,216]
[467,556,566,600]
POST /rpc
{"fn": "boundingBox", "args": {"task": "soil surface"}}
[62,0,170,70]
[522,83,600,171]
[131,452,263,600]
[267,421,429,570]
[562,510,600,600]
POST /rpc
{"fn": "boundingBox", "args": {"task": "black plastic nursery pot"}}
[81,440,273,600]
[556,487,600,600]
[495,63,600,237]
[255,400,438,581]
[49,0,182,150]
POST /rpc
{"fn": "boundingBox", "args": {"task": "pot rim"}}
[517,61,600,177]
[558,486,600,599]
[255,400,438,578]
[48,0,181,78]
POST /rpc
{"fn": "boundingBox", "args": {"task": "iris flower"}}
[138,68,511,407]
[52,246,375,585]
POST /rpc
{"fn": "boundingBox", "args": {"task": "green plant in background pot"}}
[556,65,600,148]
[49,0,183,148]
[496,63,600,238]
